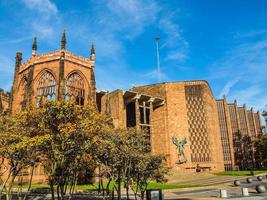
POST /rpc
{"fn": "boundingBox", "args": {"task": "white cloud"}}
[234,29,267,38]
[232,85,261,103]
[228,85,267,111]
[86,0,188,89]
[0,0,188,92]
[0,55,14,91]
[69,0,162,65]
[219,78,240,97]
[22,0,60,40]
[165,51,187,62]
[93,0,160,40]
[159,18,183,48]
[69,0,171,90]
[158,16,189,63]
[0,56,13,73]
[31,23,54,38]
[143,69,167,81]
[0,36,32,45]
[91,34,123,60]
[107,0,159,24]
[209,34,267,82]
[22,0,58,15]
[209,31,267,111]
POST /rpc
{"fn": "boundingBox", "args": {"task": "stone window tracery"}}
[36,71,56,106]
[65,73,85,105]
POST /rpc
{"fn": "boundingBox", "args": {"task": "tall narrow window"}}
[139,101,152,152]
[37,71,56,107]
[126,102,136,127]
[65,73,85,105]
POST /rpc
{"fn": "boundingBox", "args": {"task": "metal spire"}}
[91,43,95,55]
[90,43,95,61]
[61,30,66,50]
[155,36,161,82]
[32,34,37,56]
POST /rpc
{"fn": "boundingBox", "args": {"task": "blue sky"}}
[0,0,267,111]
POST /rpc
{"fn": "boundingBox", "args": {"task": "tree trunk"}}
[126,184,130,200]
[98,165,101,194]
[73,176,78,195]
[117,169,122,200]
[134,192,138,200]
[100,177,105,197]
[68,175,74,197]
[69,175,77,199]
[141,192,144,200]
[6,174,16,200]
[0,170,12,200]
[17,173,23,200]
[141,189,145,200]
[133,182,140,200]
[23,166,34,200]
[50,182,55,200]
[111,189,114,200]
[106,178,112,196]
[60,184,65,200]
[57,185,61,200]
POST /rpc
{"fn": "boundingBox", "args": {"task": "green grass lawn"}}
[18,182,202,191]
[146,182,202,190]
[214,170,267,176]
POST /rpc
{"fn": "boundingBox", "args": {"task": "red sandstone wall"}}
[11,50,95,113]
[100,90,126,128]
[133,81,225,171]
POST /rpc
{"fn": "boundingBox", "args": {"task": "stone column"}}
[148,98,154,153]
[10,52,22,112]
[135,94,141,130]
[26,66,34,107]
[223,97,235,169]
[58,51,65,101]
[89,67,96,104]
[250,108,257,137]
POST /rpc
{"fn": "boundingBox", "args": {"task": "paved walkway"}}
[167,169,251,186]
[164,175,267,200]
[18,171,267,199]
[177,175,245,186]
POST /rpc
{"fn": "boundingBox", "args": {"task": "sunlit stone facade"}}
[0,33,263,175]
[216,98,263,171]
[9,33,96,113]
[0,89,10,113]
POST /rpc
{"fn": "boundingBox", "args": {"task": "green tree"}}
[39,100,111,200]
[254,134,267,168]
[0,108,49,200]
[0,101,168,200]
[0,100,112,200]
[131,154,168,200]
[94,128,169,200]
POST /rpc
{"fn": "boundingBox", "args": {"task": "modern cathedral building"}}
[0,32,263,173]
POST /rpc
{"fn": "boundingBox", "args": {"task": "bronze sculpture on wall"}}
[172,136,187,164]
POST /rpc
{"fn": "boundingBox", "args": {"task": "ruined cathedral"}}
[0,32,263,173]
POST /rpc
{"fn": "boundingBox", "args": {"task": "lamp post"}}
[155,36,161,82]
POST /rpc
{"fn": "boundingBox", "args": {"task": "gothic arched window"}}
[65,73,85,105]
[36,71,56,106]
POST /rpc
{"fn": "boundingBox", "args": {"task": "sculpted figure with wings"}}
[172,136,187,164]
